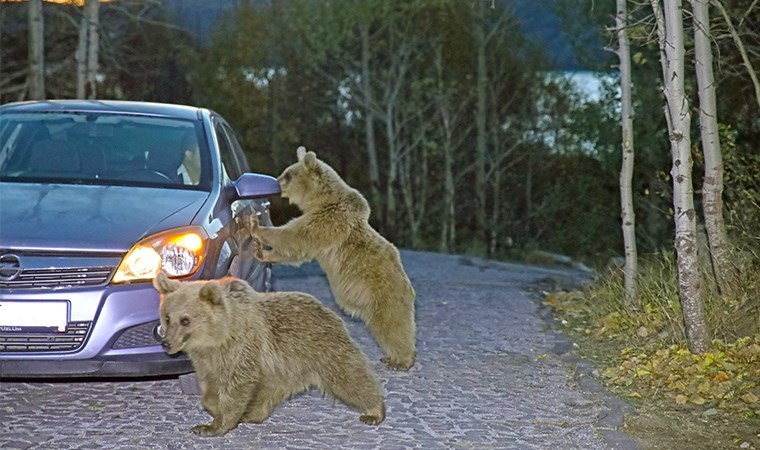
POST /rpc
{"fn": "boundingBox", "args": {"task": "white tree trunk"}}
[75,0,100,99]
[85,0,100,99]
[28,0,45,100]
[76,9,87,99]
[384,105,398,240]
[659,0,710,353]
[474,1,488,245]
[616,0,639,309]
[359,22,381,215]
[691,0,737,298]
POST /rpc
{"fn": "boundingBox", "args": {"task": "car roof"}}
[0,100,204,121]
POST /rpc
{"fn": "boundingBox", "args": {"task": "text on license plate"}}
[0,301,68,332]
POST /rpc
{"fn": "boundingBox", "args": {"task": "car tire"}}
[179,372,200,395]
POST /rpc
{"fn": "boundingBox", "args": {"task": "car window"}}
[0,112,211,190]
[222,123,250,173]
[214,120,243,181]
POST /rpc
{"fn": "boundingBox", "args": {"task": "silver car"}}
[0,100,280,378]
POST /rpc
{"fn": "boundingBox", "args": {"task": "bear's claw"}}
[191,423,225,437]
[360,414,383,426]
[380,356,413,371]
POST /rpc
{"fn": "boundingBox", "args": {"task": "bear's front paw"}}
[191,423,225,437]
[251,237,266,260]
[237,213,260,235]
[381,356,414,371]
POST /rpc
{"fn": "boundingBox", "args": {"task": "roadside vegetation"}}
[546,243,760,449]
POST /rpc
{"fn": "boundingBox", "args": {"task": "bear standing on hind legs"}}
[240,146,416,370]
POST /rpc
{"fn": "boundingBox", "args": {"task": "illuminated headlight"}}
[112,227,207,283]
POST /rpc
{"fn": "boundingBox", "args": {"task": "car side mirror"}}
[232,173,281,199]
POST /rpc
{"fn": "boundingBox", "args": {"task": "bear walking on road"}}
[154,273,385,437]
[239,146,416,370]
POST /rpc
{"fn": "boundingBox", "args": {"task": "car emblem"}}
[0,253,23,281]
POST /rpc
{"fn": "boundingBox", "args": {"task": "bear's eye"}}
[180,317,190,327]
[164,315,170,325]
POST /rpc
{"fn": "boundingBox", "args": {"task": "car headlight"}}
[112,226,208,283]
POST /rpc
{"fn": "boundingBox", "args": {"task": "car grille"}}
[112,321,161,349]
[0,266,115,289]
[0,321,91,352]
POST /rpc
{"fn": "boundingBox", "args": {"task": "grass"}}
[545,250,760,449]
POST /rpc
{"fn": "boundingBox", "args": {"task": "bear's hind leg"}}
[323,373,385,426]
[367,305,416,371]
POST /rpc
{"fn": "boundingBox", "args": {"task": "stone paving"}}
[0,250,639,449]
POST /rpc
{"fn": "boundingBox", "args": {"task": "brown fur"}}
[239,146,416,370]
[154,273,385,437]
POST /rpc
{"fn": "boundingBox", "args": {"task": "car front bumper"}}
[0,352,191,378]
[0,282,193,378]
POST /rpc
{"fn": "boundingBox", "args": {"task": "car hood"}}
[0,183,210,252]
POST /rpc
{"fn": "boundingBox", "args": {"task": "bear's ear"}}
[224,277,253,294]
[296,146,307,161]
[154,272,180,295]
[296,146,318,168]
[303,151,318,168]
[199,281,224,307]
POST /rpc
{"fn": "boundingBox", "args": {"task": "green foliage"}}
[0,1,195,104]
[721,125,760,248]
[8,0,759,265]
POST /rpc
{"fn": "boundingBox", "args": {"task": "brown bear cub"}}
[239,146,416,370]
[153,273,385,437]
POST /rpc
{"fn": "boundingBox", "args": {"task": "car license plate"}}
[0,301,68,332]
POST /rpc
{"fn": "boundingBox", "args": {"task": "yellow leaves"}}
[741,392,759,404]
[697,380,712,394]
[713,371,730,383]
[597,336,760,414]
[637,326,650,338]
[690,395,707,405]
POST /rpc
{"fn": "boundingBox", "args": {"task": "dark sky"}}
[163,0,590,70]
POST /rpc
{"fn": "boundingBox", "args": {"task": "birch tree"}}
[653,0,710,353]
[690,0,737,298]
[432,44,470,252]
[76,0,100,99]
[28,0,44,100]
[474,0,488,247]
[616,0,639,309]
[358,22,381,215]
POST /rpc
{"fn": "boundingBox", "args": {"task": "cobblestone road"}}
[0,250,638,449]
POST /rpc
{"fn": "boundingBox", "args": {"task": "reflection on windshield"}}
[0,112,209,189]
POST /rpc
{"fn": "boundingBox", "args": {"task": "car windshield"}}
[0,111,211,189]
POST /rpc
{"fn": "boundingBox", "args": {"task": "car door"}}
[211,117,273,291]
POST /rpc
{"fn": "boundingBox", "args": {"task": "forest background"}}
[8,0,759,266]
